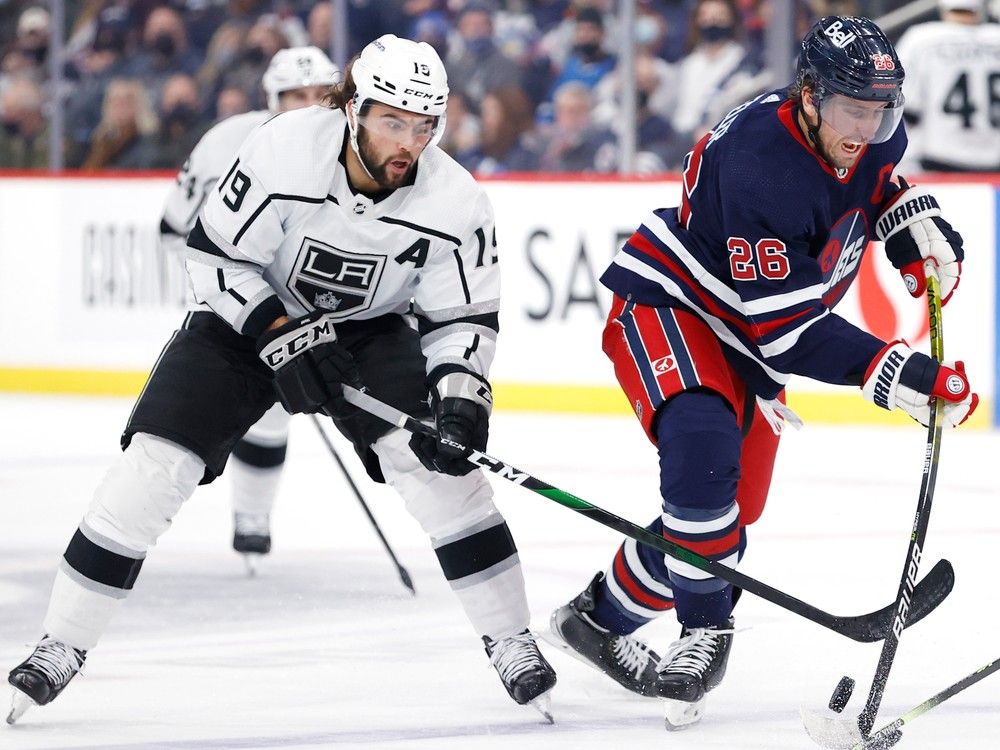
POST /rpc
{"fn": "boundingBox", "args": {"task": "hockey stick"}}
[803,274,946,748]
[341,385,953,643]
[309,414,416,595]
[852,656,1000,749]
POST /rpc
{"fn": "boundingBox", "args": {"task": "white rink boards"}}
[1,394,999,749]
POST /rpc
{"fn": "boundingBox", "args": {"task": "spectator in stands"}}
[446,1,521,108]
[671,0,756,147]
[152,73,209,169]
[463,85,538,174]
[529,81,617,172]
[539,0,617,70]
[215,84,251,120]
[0,77,48,168]
[218,19,288,110]
[548,7,616,97]
[13,6,50,68]
[439,90,481,164]
[307,1,334,51]
[79,78,158,170]
[594,51,682,169]
[410,9,450,60]
[64,6,131,166]
[126,6,203,99]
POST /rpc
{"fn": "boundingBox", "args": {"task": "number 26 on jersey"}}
[728,237,790,281]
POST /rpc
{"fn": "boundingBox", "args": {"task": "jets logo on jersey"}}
[819,209,869,305]
[289,237,386,319]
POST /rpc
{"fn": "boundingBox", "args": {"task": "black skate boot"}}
[655,617,735,731]
[233,512,271,574]
[7,635,87,724]
[483,629,557,722]
[548,572,661,697]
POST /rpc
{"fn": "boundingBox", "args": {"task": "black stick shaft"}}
[342,386,951,643]
[856,276,945,735]
[309,414,415,595]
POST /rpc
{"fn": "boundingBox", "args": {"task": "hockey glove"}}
[256,311,362,416]
[876,178,964,304]
[409,369,492,476]
[862,341,978,428]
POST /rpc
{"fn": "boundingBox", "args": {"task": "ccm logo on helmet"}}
[403,89,435,98]
[823,20,857,48]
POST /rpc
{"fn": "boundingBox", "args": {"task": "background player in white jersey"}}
[896,0,1000,171]
[7,35,556,723]
[160,46,340,569]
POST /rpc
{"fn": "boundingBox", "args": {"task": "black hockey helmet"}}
[796,16,904,106]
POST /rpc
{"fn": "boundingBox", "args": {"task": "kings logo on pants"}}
[289,237,386,318]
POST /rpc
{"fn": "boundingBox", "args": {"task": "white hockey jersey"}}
[160,110,273,248]
[186,105,500,381]
[895,21,1000,171]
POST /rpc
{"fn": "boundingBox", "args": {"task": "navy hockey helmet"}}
[796,16,905,144]
[797,16,904,106]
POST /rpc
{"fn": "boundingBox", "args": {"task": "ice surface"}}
[1,394,998,749]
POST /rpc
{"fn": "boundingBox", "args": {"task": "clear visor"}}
[355,109,442,150]
[819,93,905,145]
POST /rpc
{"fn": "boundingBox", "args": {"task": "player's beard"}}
[357,128,416,190]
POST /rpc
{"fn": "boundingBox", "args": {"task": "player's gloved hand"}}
[862,340,978,428]
[409,369,492,476]
[256,311,362,416]
[876,178,963,304]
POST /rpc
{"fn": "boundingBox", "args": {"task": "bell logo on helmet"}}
[823,20,857,48]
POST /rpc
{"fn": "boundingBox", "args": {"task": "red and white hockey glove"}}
[876,179,964,305]
[862,341,978,428]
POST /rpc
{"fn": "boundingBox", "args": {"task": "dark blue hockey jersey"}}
[601,90,907,399]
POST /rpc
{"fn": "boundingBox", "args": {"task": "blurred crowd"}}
[0,0,894,173]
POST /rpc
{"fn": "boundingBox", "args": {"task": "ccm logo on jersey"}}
[823,20,857,49]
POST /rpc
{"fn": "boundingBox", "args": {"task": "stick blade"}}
[801,707,864,749]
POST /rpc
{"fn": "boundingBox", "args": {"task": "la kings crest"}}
[288,236,386,318]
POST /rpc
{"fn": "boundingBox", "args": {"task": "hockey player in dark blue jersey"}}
[550,16,978,730]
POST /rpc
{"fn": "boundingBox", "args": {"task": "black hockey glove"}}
[410,368,492,476]
[256,311,362,416]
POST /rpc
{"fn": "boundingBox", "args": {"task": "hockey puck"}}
[828,676,855,713]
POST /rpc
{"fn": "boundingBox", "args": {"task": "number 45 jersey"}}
[601,90,908,400]
[187,105,500,380]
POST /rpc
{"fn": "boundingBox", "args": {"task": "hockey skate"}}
[655,617,735,731]
[7,635,86,724]
[547,572,661,697]
[233,512,271,575]
[483,630,557,723]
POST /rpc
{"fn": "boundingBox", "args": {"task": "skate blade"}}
[528,689,554,724]
[7,688,36,725]
[241,553,262,577]
[800,707,864,748]
[663,696,705,731]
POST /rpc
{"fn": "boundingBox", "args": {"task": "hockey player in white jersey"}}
[160,46,340,570]
[895,0,1000,171]
[7,35,556,723]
